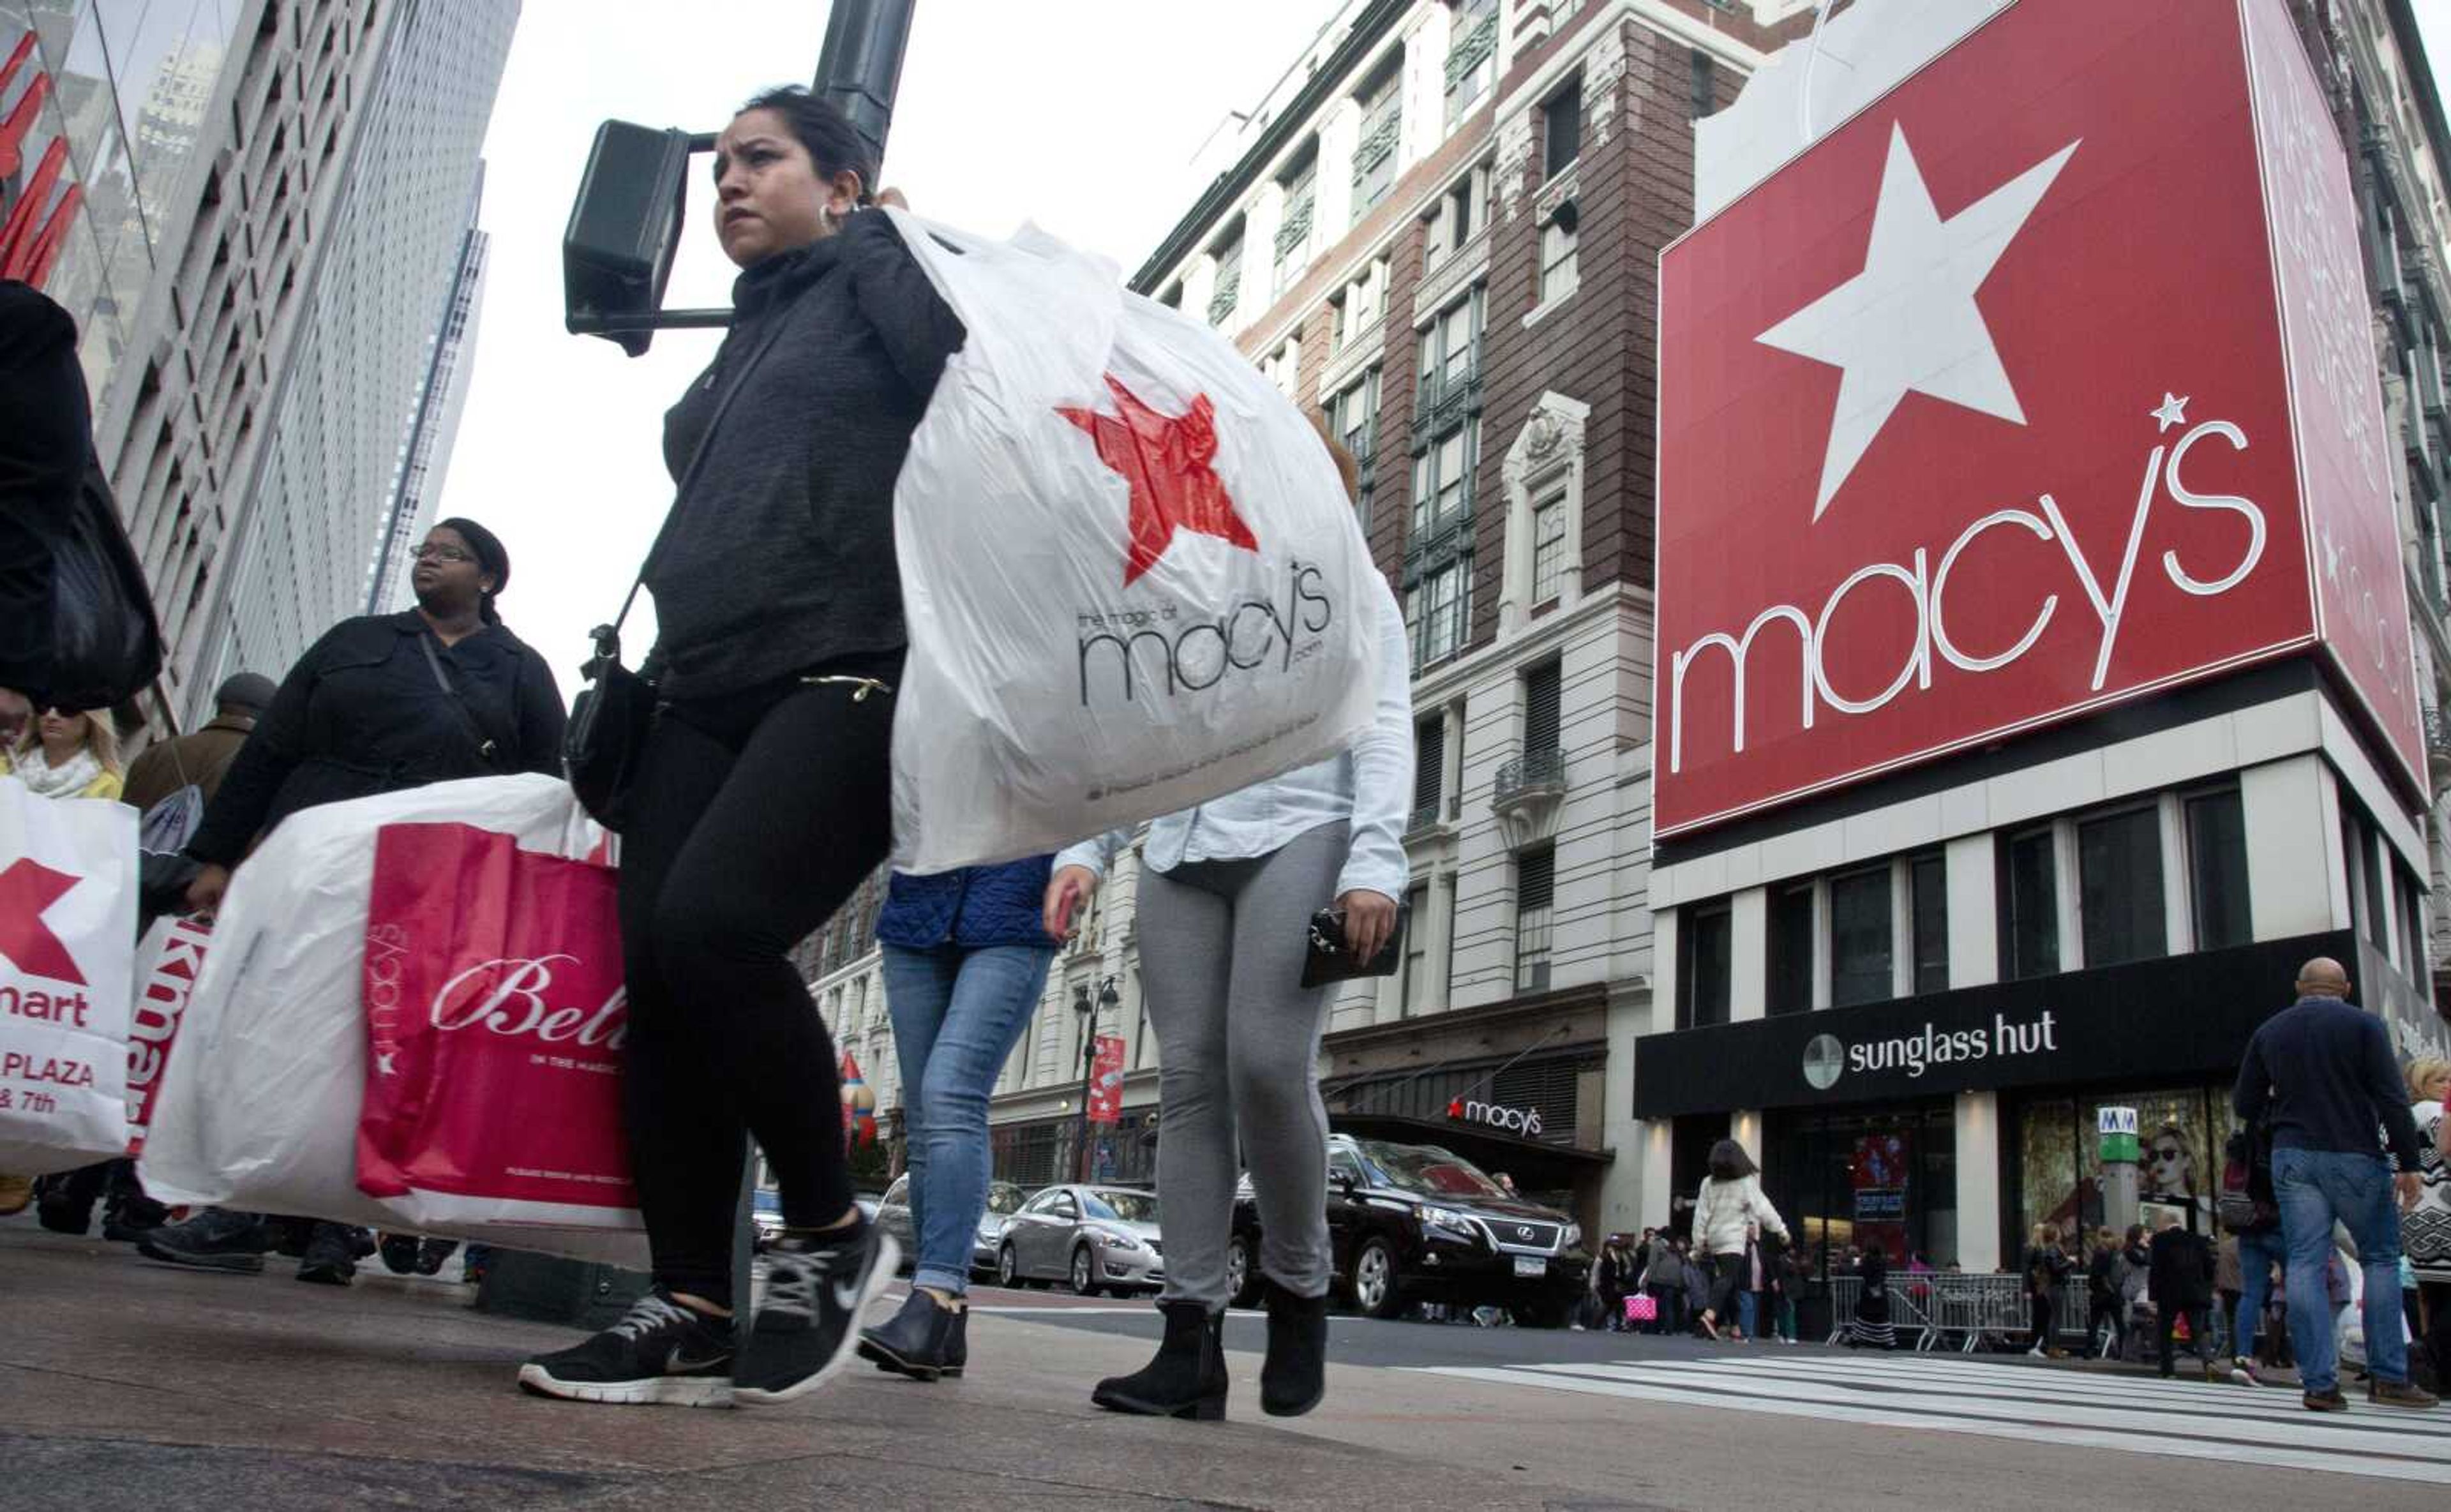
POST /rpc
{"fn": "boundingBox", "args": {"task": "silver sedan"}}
[993,1185,1164,1296]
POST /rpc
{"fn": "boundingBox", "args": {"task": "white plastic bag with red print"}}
[0,775,137,1176]
[137,774,646,1266]
[125,914,211,1155]
[880,210,1384,873]
[357,820,637,1232]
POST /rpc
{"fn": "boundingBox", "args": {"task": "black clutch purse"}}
[1301,901,1411,988]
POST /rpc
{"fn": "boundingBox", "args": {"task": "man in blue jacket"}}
[2233,956,2437,1411]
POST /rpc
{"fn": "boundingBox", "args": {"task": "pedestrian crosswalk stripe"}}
[1413,1355,2448,1484]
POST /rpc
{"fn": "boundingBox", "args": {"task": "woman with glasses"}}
[134,517,564,1285]
[2,704,124,800]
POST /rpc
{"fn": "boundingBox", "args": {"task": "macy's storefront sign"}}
[1652,0,2421,839]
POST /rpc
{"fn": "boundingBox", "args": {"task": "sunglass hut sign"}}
[1651,0,2424,839]
[1802,1011,2060,1093]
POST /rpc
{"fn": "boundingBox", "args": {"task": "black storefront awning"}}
[1633,930,2359,1119]
[1330,1112,1612,1180]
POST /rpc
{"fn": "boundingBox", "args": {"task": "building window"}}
[1516,846,1555,993]
[1261,334,1301,399]
[1910,851,1949,995]
[2000,826,2060,980]
[1330,367,1379,526]
[1330,258,1389,353]
[1538,216,1579,307]
[1768,881,1814,1015]
[1400,882,1430,1013]
[1274,145,1317,295]
[1690,48,1717,121]
[1829,866,1894,1007]
[2184,788,2250,952]
[1425,164,1490,270]
[1444,0,1499,131]
[1543,77,1582,179]
[1405,558,1471,670]
[1412,712,1444,830]
[1208,228,1243,327]
[1413,426,1474,535]
[2360,813,2390,952]
[2078,805,2166,968]
[1352,58,1403,224]
[2403,861,2431,980]
[1681,902,1732,1029]
[1418,287,1484,404]
[1524,659,1561,754]
[1530,492,1568,602]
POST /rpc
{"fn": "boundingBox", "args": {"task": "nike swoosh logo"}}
[668,1351,729,1373]
[833,1274,863,1312]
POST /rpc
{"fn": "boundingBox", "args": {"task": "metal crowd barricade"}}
[1817,1273,1937,1350]
[1921,1273,2030,1352]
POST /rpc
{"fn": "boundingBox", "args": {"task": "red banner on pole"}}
[1086,1033,1127,1125]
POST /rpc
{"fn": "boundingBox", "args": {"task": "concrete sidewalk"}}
[0,1225,1625,1511]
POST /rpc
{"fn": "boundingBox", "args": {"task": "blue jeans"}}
[881,943,1054,1295]
[2233,1226,2284,1361]
[1736,1289,1758,1337]
[2272,1146,2409,1391]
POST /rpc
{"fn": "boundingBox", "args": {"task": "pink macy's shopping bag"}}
[356,822,638,1230]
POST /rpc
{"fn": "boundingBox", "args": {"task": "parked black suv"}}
[1227,1134,1590,1326]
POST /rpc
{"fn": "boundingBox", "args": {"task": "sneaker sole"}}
[734,1233,901,1407]
[516,1364,733,1408]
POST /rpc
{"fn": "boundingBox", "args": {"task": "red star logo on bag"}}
[1058,375,1260,587]
[0,857,85,985]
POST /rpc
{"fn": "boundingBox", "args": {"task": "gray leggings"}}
[1138,820,1347,1311]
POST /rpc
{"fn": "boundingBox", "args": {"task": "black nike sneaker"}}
[733,1222,900,1406]
[517,1289,737,1407]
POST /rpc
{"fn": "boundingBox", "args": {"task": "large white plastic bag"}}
[138,774,645,1267]
[0,775,137,1176]
[884,211,1384,872]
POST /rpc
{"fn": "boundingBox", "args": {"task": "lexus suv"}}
[1227,1135,1589,1326]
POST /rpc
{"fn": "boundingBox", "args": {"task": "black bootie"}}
[1091,1299,1227,1420]
[1261,1279,1329,1417]
[859,1289,963,1382]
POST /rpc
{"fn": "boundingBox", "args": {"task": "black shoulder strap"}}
[419,633,500,770]
[596,317,798,654]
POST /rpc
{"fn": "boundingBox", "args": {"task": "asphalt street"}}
[2,1222,2439,1510]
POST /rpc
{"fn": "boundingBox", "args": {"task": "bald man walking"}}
[2234,957,2436,1411]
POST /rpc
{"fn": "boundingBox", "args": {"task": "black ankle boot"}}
[1092,1299,1227,1419]
[943,1305,968,1378]
[1261,1279,1328,1417]
[858,1289,962,1382]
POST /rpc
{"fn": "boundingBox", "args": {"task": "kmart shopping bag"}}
[0,775,136,1175]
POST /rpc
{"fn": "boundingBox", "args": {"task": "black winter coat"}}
[648,209,965,700]
[2148,1227,2217,1311]
[186,611,566,865]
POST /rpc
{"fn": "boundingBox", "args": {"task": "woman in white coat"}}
[1691,1139,1787,1341]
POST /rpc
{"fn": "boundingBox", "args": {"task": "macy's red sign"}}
[1652,0,2422,838]
[0,33,84,288]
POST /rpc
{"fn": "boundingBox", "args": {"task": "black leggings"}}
[618,662,897,1307]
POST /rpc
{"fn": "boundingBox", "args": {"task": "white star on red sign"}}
[1758,122,2081,520]
[2151,393,2191,433]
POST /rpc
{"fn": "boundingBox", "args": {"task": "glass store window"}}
[1828,867,1892,1007]
[2013,1085,2231,1247]
[2000,827,2059,980]
[1909,851,1948,995]
[1767,881,1813,1015]
[1765,1103,1958,1271]
[2079,805,2165,967]
[1680,902,1732,1029]
[2186,788,2251,951]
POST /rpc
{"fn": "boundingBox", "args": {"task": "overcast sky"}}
[440,0,1335,694]
[443,1,2451,699]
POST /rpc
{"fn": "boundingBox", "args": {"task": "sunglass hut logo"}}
[1803,1010,2060,1090]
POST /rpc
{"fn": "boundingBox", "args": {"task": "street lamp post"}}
[1072,976,1121,1183]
